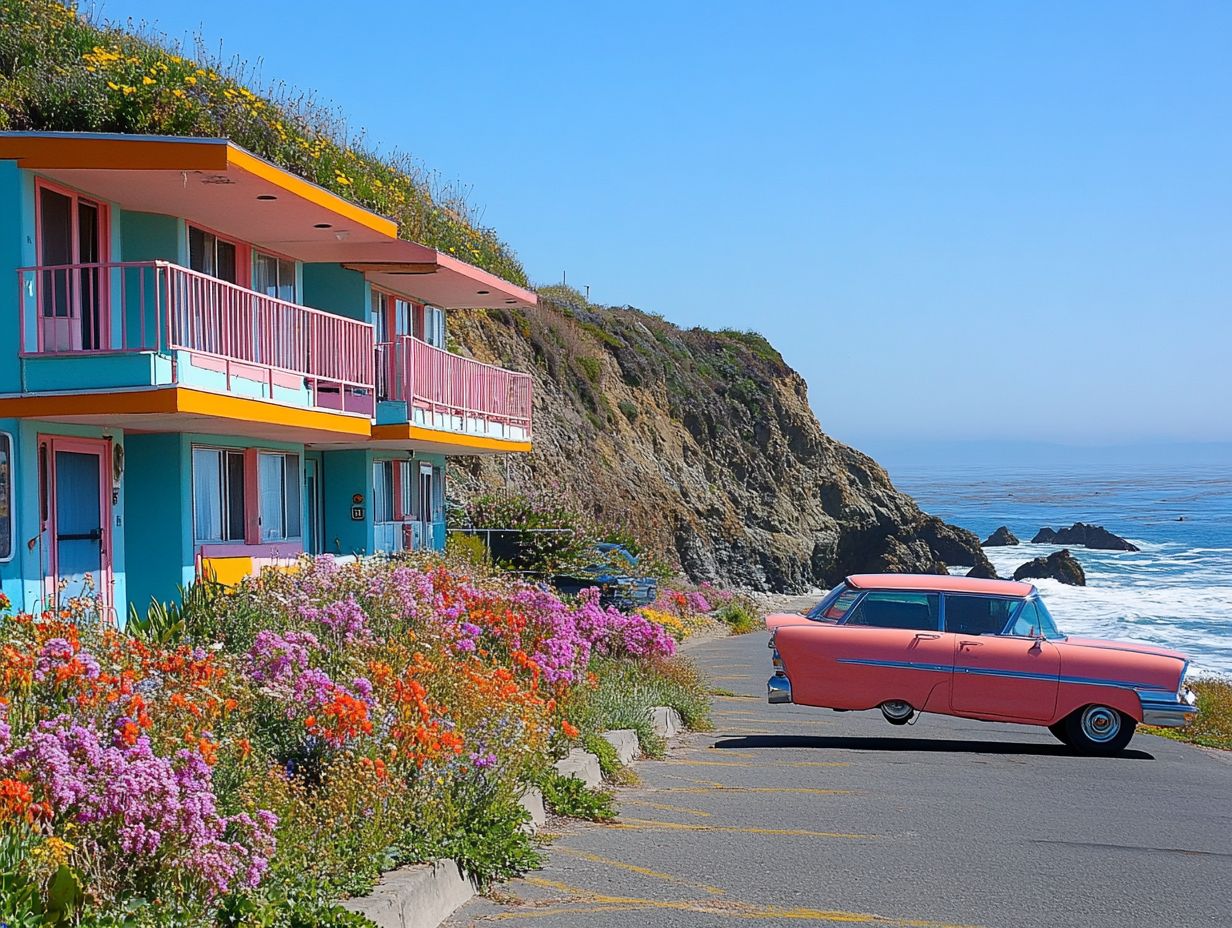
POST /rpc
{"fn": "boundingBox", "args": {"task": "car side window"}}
[944,595,1021,635]
[844,592,940,631]
[1005,600,1041,637]
[810,589,861,621]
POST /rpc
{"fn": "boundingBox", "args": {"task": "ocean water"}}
[886,464,1232,676]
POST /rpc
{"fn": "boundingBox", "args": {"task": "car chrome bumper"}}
[767,673,792,704]
[1140,688,1199,728]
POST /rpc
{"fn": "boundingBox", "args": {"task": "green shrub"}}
[577,356,602,383]
[617,399,639,421]
[540,774,616,822]
[445,531,490,567]
[714,597,760,634]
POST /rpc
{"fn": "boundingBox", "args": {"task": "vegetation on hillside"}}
[1147,678,1232,751]
[0,0,526,284]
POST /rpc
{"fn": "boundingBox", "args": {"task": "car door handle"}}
[959,640,983,649]
[914,633,942,640]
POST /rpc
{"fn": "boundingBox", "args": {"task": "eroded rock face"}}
[450,296,992,592]
[1013,549,1087,586]
[1031,523,1139,552]
[982,526,1019,547]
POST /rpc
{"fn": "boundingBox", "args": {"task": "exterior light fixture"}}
[257,194,277,201]
[476,290,490,295]
[314,222,332,229]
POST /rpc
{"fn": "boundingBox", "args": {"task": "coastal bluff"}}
[451,287,993,591]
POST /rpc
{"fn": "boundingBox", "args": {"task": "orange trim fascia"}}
[1,135,229,171]
[370,423,532,453]
[0,388,373,438]
[225,146,396,239]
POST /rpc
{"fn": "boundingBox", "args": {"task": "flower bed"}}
[0,558,701,927]
[639,582,760,641]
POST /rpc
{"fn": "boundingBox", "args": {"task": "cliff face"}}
[449,288,992,592]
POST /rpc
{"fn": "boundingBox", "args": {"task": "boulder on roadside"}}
[1012,549,1086,586]
[981,526,1019,547]
[1030,523,1139,552]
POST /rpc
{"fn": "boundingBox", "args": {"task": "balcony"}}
[16,261,375,416]
[376,335,533,443]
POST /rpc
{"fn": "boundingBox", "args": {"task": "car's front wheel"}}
[1062,705,1136,755]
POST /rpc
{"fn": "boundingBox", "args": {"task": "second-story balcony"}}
[376,335,533,443]
[16,261,376,417]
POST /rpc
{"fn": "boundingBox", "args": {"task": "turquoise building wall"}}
[302,264,369,321]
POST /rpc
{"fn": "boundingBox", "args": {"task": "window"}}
[0,432,13,562]
[423,306,446,348]
[400,461,415,520]
[945,595,1021,636]
[809,586,860,621]
[373,460,395,523]
[188,226,239,283]
[192,448,246,543]
[253,252,295,302]
[845,592,940,631]
[257,452,301,541]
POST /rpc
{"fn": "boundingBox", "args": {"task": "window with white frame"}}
[257,452,301,541]
[192,447,246,544]
[423,306,446,348]
[253,251,296,303]
[373,460,395,523]
[432,465,445,523]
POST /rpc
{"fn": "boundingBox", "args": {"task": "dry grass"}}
[1146,677,1232,751]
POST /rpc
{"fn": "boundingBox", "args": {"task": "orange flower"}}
[0,778,37,824]
[561,720,579,739]
[237,738,252,760]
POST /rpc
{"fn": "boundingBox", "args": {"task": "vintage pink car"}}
[766,574,1198,754]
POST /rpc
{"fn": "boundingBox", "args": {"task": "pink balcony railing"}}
[376,335,533,439]
[16,261,375,414]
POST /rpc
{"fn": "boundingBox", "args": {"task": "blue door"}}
[51,442,109,605]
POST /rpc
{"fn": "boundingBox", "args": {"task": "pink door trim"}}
[41,435,113,614]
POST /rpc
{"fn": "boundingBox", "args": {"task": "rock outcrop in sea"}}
[982,526,1019,547]
[1013,549,1087,586]
[451,288,995,591]
[1031,523,1139,552]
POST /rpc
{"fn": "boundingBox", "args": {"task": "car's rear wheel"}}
[880,700,915,725]
[1062,705,1136,755]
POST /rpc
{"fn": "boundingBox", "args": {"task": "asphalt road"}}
[448,631,1232,928]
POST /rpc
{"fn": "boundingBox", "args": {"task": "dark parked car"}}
[551,543,657,611]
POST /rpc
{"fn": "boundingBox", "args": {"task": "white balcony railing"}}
[376,335,533,440]
[17,261,375,414]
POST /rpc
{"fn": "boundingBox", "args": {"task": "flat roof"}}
[845,574,1035,597]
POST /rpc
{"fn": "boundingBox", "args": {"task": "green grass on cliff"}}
[0,0,526,284]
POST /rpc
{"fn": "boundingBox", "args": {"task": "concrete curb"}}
[601,728,640,765]
[340,858,476,928]
[651,705,683,738]
[519,786,546,832]
[552,747,602,787]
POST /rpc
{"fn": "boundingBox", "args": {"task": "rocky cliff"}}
[449,287,993,592]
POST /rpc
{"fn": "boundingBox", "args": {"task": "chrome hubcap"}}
[1081,706,1121,743]
[881,700,913,720]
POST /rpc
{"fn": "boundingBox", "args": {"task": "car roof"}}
[845,573,1035,597]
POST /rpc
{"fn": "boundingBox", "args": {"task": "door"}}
[37,185,106,351]
[303,458,322,555]
[417,462,434,549]
[45,438,111,608]
[775,591,953,711]
[948,594,1060,721]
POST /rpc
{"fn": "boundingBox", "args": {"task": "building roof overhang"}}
[0,132,537,309]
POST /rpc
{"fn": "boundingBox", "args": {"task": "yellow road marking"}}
[619,797,712,817]
[657,786,853,796]
[662,758,849,768]
[660,772,727,787]
[609,817,874,839]
[503,877,981,926]
[550,847,725,895]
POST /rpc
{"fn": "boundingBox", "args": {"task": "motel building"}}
[0,132,535,621]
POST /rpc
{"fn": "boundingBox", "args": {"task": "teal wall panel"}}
[320,449,372,555]
[302,264,369,322]
[123,433,189,617]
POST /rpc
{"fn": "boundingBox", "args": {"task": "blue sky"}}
[107,0,1231,448]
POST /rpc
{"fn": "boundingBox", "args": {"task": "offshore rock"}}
[982,526,1019,547]
[1013,549,1087,586]
[450,290,992,592]
[1031,523,1139,552]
